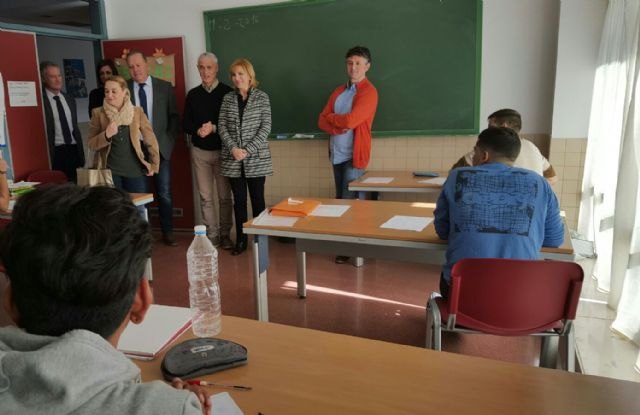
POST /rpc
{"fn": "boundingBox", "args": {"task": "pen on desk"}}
[186,379,252,391]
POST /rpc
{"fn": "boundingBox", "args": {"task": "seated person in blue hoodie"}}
[434,127,564,298]
[0,184,211,414]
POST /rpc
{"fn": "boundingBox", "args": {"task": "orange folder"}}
[270,198,321,217]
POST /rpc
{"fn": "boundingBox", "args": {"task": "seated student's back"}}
[0,184,208,414]
[435,127,564,297]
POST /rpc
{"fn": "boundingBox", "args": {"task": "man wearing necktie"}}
[40,61,85,182]
[127,51,180,246]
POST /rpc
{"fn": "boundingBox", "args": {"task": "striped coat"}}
[219,88,273,178]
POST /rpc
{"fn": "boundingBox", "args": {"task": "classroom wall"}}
[552,0,607,138]
[36,35,97,123]
[104,0,604,230]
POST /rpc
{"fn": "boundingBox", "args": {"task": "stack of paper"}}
[8,181,38,197]
[270,197,321,217]
[118,304,192,360]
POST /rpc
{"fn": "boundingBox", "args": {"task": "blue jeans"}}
[332,159,365,199]
[151,157,173,234]
[112,174,148,217]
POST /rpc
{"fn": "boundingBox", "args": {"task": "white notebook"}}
[118,304,192,360]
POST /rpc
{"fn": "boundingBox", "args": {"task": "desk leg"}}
[252,237,269,321]
[142,207,153,282]
[540,336,559,369]
[296,250,307,298]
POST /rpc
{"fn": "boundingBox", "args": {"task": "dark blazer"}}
[42,89,85,167]
[88,87,104,118]
[128,77,179,160]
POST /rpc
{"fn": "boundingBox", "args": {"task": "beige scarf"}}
[102,89,134,126]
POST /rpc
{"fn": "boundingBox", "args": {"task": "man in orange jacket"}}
[319,46,378,200]
[318,46,378,263]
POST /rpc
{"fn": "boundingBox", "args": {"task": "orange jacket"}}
[318,78,378,169]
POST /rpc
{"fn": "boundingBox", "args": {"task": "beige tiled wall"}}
[265,135,587,230]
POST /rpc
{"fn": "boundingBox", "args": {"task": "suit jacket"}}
[128,77,179,160]
[87,106,160,174]
[218,88,273,178]
[42,89,85,166]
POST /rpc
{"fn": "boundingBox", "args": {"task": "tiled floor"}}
[573,257,640,382]
[152,232,543,367]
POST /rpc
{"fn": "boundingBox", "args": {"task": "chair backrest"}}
[27,170,68,184]
[448,258,584,336]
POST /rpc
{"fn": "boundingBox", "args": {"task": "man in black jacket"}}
[41,61,85,182]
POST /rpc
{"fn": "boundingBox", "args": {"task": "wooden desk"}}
[349,170,445,193]
[244,198,574,321]
[134,315,640,415]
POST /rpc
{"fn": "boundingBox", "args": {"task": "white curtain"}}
[578,0,640,372]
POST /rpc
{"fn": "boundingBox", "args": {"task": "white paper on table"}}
[418,177,446,185]
[210,392,244,415]
[362,177,394,184]
[252,211,298,227]
[309,204,350,217]
[380,215,433,232]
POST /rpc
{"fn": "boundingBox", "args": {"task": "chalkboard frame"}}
[204,0,482,139]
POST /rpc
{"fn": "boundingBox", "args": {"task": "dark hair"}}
[126,50,147,62]
[488,108,522,132]
[0,184,152,338]
[477,127,522,161]
[95,59,118,85]
[346,46,372,63]
[39,61,59,79]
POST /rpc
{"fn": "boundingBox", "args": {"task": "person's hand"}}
[198,122,214,137]
[232,148,248,161]
[171,378,211,415]
[145,167,154,176]
[0,159,7,174]
[106,122,118,139]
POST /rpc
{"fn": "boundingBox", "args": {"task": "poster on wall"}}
[0,72,6,146]
[63,58,88,98]
[7,81,37,107]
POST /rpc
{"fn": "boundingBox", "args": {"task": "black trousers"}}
[228,174,266,242]
[52,144,83,183]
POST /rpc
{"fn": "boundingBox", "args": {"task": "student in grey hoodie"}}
[0,185,211,415]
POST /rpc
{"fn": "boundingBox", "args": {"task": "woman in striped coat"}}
[219,58,273,255]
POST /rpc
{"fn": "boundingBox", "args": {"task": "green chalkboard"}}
[204,0,482,138]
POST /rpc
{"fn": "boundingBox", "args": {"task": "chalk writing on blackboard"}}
[217,15,259,31]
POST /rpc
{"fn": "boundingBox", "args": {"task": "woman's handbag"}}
[76,156,113,187]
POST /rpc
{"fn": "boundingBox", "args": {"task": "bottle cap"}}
[194,225,207,235]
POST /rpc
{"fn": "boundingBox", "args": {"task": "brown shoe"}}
[220,236,234,250]
[162,233,178,247]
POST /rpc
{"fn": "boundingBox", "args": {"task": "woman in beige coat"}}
[88,75,159,193]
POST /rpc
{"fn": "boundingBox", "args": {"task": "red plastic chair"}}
[27,170,68,184]
[426,258,584,371]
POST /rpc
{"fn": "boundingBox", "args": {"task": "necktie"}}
[53,95,73,145]
[138,83,148,117]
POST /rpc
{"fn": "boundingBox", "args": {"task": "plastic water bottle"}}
[187,225,222,337]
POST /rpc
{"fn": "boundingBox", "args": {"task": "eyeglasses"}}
[99,71,112,75]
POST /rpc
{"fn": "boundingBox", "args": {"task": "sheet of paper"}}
[8,181,39,190]
[7,81,37,107]
[309,204,350,217]
[418,177,446,185]
[380,215,433,232]
[252,211,298,227]
[211,392,244,415]
[362,177,394,184]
